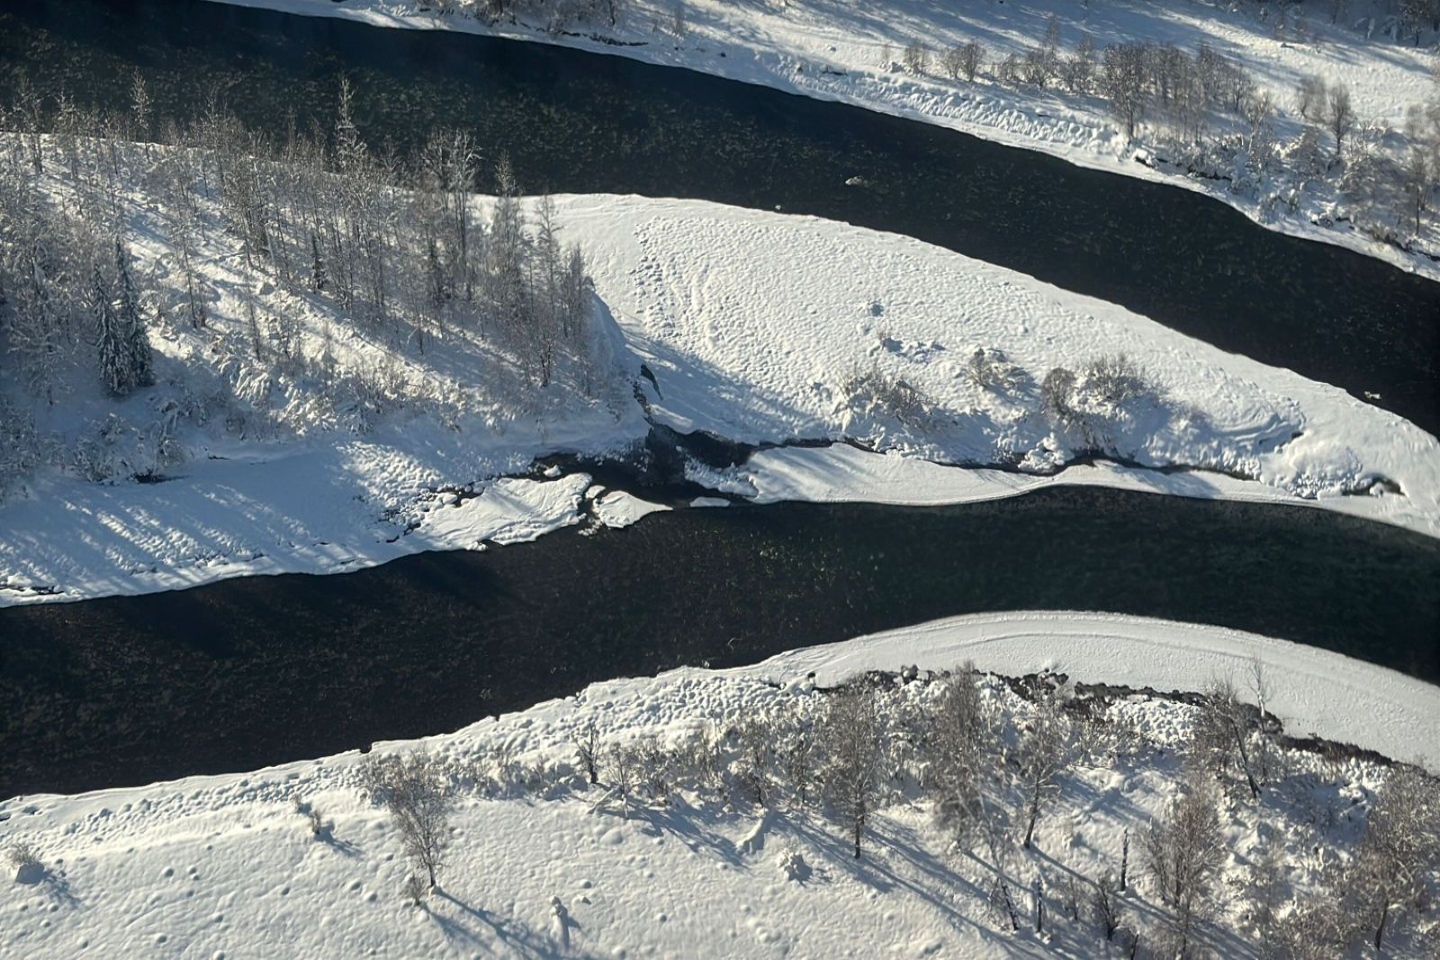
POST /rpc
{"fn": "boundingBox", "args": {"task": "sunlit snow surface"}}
[3,612,1437,958]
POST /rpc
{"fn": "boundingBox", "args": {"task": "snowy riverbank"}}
[4,190,1439,604]
[3,612,1437,957]
[206,0,1440,279]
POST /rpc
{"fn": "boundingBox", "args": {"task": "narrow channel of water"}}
[2,486,1437,797]
[0,0,1436,431]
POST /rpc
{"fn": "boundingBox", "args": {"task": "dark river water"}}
[2,487,1438,798]
[0,0,1436,432]
[0,0,1438,798]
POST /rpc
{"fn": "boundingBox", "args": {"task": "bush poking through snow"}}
[1040,366,1078,425]
[1080,353,1156,407]
[734,718,774,806]
[574,719,603,786]
[293,797,334,839]
[403,873,428,907]
[679,723,725,797]
[842,368,934,431]
[7,842,44,884]
[967,347,1026,393]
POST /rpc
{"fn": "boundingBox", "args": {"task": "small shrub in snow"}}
[842,368,934,430]
[1080,354,1154,407]
[403,872,428,907]
[574,720,603,786]
[631,734,673,803]
[777,848,811,883]
[677,723,725,796]
[602,740,642,818]
[1039,366,1077,425]
[902,43,929,76]
[7,842,43,884]
[293,797,333,838]
[967,347,1026,393]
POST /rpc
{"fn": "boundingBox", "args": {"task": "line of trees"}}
[363,664,1440,954]
[0,76,602,496]
[912,13,1440,246]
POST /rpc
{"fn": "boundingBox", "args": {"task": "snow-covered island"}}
[208,0,1440,278]
[5,613,1440,957]
[1,117,1438,604]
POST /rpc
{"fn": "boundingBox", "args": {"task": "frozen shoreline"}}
[205,0,1440,281]
[4,193,1438,606]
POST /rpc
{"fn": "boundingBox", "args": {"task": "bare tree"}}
[903,42,930,76]
[1296,74,1327,121]
[1340,764,1440,952]
[1144,769,1225,957]
[1248,830,1289,958]
[735,717,774,805]
[1191,677,1264,800]
[928,667,1000,845]
[1014,684,1072,849]
[1064,36,1098,94]
[820,680,885,859]
[778,718,816,808]
[940,45,965,82]
[368,752,452,891]
[1102,43,1150,140]
[1120,827,1130,890]
[1326,82,1355,162]
[1041,366,1077,424]
[958,41,984,83]
[1402,143,1435,233]
[1093,871,1125,940]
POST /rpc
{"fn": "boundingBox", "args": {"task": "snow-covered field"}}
[206,0,1440,278]
[5,187,1439,604]
[4,612,1437,958]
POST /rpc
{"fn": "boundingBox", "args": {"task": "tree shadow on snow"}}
[427,888,589,959]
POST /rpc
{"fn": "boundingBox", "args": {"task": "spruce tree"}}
[93,264,128,396]
[310,232,327,292]
[114,240,153,391]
